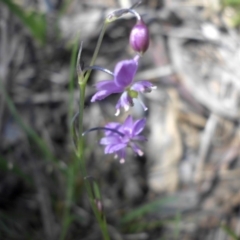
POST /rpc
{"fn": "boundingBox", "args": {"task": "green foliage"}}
[222,0,240,7]
[221,0,240,27]
[1,0,47,45]
[120,197,175,225]
[68,36,80,137]
[125,219,165,233]
[221,224,240,240]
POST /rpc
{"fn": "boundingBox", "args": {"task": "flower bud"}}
[129,20,149,54]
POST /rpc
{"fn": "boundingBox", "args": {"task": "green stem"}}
[82,21,109,84]
[77,80,110,240]
[78,20,111,240]
[60,166,74,240]
[77,82,86,172]
[61,19,111,240]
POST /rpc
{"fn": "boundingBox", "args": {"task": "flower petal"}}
[91,81,123,102]
[132,118,146,136]
[122,115,134,135]
[116,149,126,163]
[95,80,123,92]
[105,122,121,136]
[100,136,120,145]
[132,135,147,141]
[91,90,113,102]
[107,143,127,154]
[115,92,133,116]
[131,80,156,93]
[130,143,144,156]
[114,59,138,88]
[104,144,113,154]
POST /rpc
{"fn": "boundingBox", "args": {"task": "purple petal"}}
[105,122,121,136]
[104,144,114,154]
[132,118,146,136]
[116,149,126,163]
[130,143,144,156]
[105,122,120,129]
[131,80,156,93]
[95,80,123,92]
[91,80,124,102]
[100,136,120,145]
[107,143,127,154]
[91,89,113,102]
[122,115,134,135]
[132,135,147,141]
[115,92,133,116]
[123,115,133,127]
[114,59,138,88]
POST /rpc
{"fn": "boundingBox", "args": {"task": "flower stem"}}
[61,18,111,240]
[76,19,112,240]
[78,80,110,240]
[82,20,109,84]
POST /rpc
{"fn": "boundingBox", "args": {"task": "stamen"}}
[124,105,130,112]
[119,158,125,164]
[137,149,144,156]
[138,98,148,111]
[115,109,120,116]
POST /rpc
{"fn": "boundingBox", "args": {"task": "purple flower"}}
[91,56,156,116]
[100,115,147,163]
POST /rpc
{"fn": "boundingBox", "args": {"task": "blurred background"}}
[1,0,240,239]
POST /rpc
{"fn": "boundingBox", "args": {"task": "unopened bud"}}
[129,20,149,54]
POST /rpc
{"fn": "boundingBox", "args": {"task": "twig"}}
[195,114,219,183]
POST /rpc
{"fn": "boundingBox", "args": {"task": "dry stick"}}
[195,114,219,183]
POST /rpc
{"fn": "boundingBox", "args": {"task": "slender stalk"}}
[76,18,112,240]
[68,35,80,137]
[61,18,111,240]
[60,165,74,240]
[60,38,80,240]
[77,81,110,240]
[82,21,109,84]
[77,82,86,171]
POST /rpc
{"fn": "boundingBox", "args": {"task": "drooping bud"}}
[129,20,149,54]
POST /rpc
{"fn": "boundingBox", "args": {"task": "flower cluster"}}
[100,115,147,164]
[86,9,155,163]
